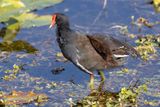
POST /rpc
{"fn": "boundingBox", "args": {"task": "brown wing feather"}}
[108,36,139,56]
[87,35,139,58]
[87,35,111,60]
[87,35,119,67]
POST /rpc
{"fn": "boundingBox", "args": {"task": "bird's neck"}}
[56,22,72,38]
[57,21,70,31]
[56,24,72,46]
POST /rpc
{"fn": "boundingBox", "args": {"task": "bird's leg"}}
[97,70,106,92]
[98,70,106,82]
[89,74,95,90]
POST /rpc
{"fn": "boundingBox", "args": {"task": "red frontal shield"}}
[49,15,56,28]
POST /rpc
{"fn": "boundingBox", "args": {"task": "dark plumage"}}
[50,13,138,89]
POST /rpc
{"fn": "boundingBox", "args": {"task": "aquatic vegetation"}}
[0,0,63,27]
[55,52,68,62]
[2,64,21,81]
[76,83,148,107]
[0,90,48,106]
[0,40,38,53]
[148,0,160,12]
[118,16,160,60]
[121,68,129,73]
[135,35,160,60]
[131,16,160,31]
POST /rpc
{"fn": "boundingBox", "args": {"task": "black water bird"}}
[49,13,138,89]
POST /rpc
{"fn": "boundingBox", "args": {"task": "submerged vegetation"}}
[0,90,48,106]
[2,64,20,81]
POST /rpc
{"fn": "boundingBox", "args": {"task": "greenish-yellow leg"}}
[99,70,106,82]
[98,71,106,91]
[89,74,94,90]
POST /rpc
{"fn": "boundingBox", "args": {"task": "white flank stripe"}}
[76,54,80,59]
[76,49,79,53]
[119,46,124,49]
[76,59,93,75]
[113,54,129,58]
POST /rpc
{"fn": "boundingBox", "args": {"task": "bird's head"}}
[49,13,69,28]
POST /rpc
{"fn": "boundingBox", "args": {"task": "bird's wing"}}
[108,36,139,57]
[87,34,139,60]
[86,35,112,60]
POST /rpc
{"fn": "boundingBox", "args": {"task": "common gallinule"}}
[49,13,138,89]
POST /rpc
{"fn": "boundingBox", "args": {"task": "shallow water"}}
[0,0,160,106]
